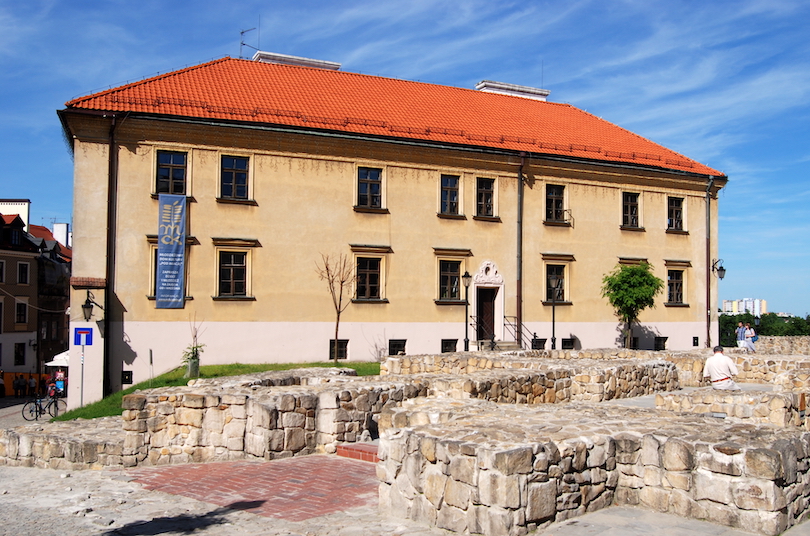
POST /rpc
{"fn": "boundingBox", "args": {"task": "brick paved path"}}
[128,455,379,522]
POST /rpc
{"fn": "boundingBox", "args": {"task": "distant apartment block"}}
[722,298,767,317]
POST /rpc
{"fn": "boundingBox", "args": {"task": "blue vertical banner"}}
[156,194,186,308]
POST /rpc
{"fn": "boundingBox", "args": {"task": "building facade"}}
[722,299,767,317]
[58,53,727,405]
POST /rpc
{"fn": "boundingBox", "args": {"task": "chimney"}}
[0,199,31,232]
[252,51,340,71]
[53,222,71,248]
[475,80,550,101]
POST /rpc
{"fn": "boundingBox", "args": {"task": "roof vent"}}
[252,51,341,71]
[475,80,550,101]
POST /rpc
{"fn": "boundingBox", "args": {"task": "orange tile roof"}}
[65,57,722,177]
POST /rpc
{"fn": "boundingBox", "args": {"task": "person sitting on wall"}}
[703,346,741,390]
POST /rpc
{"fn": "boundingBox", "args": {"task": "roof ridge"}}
[65,57,232,107]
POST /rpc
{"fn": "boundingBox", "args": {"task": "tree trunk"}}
[625,321,632,349]
[333,312,341,365]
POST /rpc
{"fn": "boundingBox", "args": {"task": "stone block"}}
[221,394,246,405]
[122,394,146,410]
[479,470,521,509]
[662,470,691,490]
[449,455,477,485]
[285,428,306,452]
[527,480,557,522]
[281,411,306,428]
[437,504,468,533]
[424,468,448,507]
[177,408,203,427]
[698,450,742,476]
[745,448,784,480]
[639,486,670,512]
[662,438,694,472]
[203,408,226,433]
[731,479,787,511]
[183,394,205,408]
[444,478,473,510]
[641,434,660,466]
[694,469,733,504]
[223,420,246,438]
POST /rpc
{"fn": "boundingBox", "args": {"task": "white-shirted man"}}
[703,345,741,390]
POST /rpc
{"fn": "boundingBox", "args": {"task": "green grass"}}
[54,361,380,422]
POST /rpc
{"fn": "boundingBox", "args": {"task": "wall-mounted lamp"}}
[81,290,104,322]
[462,271,472,351]
[711,259,726,280]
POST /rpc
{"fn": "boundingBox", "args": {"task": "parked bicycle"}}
[22,395,67,421]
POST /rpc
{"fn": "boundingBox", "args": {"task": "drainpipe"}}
[103,113,122,397]
[705,177,715,348]
[516,154,525,347]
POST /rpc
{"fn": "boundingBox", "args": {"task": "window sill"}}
[353,206,390,214]
[437,213,466,220]
[541,301,573,306]
[217,198,258,206]
[664,302,690,308]
[620,225,645,232]
[473,215,501,223]
[352,298,389,304]
[147,295,194,301]
[666,229,689,235]
[543,220,571,227]
[151,194,196,202]
[435,299,466,306]
[212,296,256,301]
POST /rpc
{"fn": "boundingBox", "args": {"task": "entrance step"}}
[336,442,378,463]
[477,341,523,351]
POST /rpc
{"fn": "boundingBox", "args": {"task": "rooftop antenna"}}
[240,27,258,59]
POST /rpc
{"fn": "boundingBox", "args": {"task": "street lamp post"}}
[462,271,472,351]
[549,273,561,350]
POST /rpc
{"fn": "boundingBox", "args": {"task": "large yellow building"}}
[58,53,726,404]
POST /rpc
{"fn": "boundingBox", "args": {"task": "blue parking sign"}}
[74,327,93,346]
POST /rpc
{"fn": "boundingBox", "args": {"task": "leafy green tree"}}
[601,262,664,348]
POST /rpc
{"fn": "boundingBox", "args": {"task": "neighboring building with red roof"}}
[58,52,726,403]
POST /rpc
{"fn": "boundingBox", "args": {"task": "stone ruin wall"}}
[378,399,810,536]
[757,336,810,356]
[656,389,807,428]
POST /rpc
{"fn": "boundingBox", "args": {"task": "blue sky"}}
[1,0,808,316]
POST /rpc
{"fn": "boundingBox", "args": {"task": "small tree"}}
[601,262,664,349]
[316,253,355,364]
[182,317,205,379]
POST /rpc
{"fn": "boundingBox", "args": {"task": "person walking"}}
[28,376,36,397]
[735,321,746,348]
[703,346,741,390]
[744,322,757,353]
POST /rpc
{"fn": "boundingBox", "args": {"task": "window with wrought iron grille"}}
[329,339,348,360]
[667,197,683,231]
[439,260,461,300]
[218,251,247,297]
[156,150,187,195]
[221,156,249,200]
[622,192,640,228]
[440,174,460,215]
[357,167,383,209]
[667,270,684,304]
[356,257,381,300]
[389,339,406,355]
[441,339,458,353]
[476,178,494,217]
[546,185,565,222]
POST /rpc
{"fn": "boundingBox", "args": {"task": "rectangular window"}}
[14,342,25,366]
[356,257,381,300]
[0,260,4,282]
[17,262,29,285]
[441,339,457,353]
[667,197,683,230]
[221,156,249,200]
[156,150,187,195]
[654,337,668,351]
[439,260,461,300]
[329,339,348,360]
[389,339,406,356]
[546,265,565,302]
[667,270,684,304]
[357,167,382,209]
[476,178,494,217]
[622,192,640,228]
[440,174,460,215]
[15,302,27,324]
[218,252,247,297]
[546,185,565,222]
[561,338,576,350]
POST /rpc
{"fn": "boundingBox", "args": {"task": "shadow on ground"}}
[101,501,266,535]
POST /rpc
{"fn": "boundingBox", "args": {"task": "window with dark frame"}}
[439,260,461,300]
[441,339,458,353]
[218,251,247,297]
[667,197,683,230]
[329,339,348,360]
[15,302,27,324]
[476,178,494,217]
[357,167,382,209]
[17,262,28,285]
[440,174,460,215]
[546,185,565,222]
[667,270,684,303]
[546,264,565,301]
[654,337,668,351]
[389,339,406,355]
[356,257,381,300]
[221,156,249,200]
[0,260,4,282]
[14,342,25,366]
[622,192,640,227]
[156,150,187,195]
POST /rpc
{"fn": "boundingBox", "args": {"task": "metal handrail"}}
[504,316,536,349]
